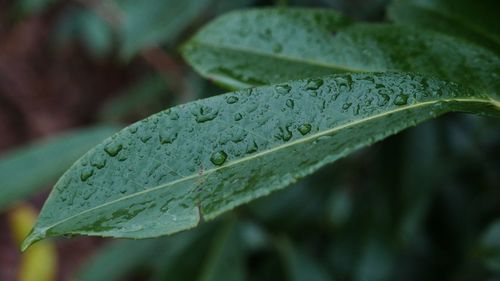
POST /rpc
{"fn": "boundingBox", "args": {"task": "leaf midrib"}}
[35,97,493,234]
[188,40,372,73]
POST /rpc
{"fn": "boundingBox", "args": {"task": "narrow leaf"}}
[22,73,500,250]
[0,126,119,212]
[198,221,245,281]
[181,8,500,99]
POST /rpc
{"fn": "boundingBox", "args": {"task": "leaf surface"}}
[0,126,119,212]
[182,8,500,99]
[22,73,499,249]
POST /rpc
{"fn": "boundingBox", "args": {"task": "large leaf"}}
[22,73,500,249]
[181,8,500,99]
[387,0,500,54]
[0,126,119,212]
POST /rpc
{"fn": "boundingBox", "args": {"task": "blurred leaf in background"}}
[0,126,118,212]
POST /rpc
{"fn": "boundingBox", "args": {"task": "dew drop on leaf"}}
[306,78,324,90]
[104,143,123,157]
[193,106,219,123]
[298,124,312,135]
[210,151,228,166]
[342,102,352,110]
[393,94,409,106]
[90,154,107,169]
[80,167,94,182]
[159,127,178,144]
[225,96,239,104]
[276,126,293,141]
[234,113,243,121]
[246,141,258,154]
[275,84,291,94]
[377,90,391,106]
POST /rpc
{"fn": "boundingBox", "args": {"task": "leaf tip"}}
[20,227,46,252]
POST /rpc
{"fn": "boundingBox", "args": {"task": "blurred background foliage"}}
[0,0,499,280]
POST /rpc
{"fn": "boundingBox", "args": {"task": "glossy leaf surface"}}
[0,126,119,212]
[182,8,500,99]
[22,73,499,249]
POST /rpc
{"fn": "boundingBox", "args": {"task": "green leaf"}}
[11,0,57,17]
[198,221,245,281]
[77,226,206,281]
[276,237,331,281]
[76,239,161,281]
[181,8,500,99]
[0,126,119,212]
[387,0,500,54]
[98,75,170,122]
[477,219,500,273]
[22,72,499,250]
[115,0,212,58]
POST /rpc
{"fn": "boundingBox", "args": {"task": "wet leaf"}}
[0,126,119,212]
[181,8,500,100]
[22,73,500,249]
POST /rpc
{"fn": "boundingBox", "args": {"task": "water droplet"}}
[246,141,258,154]
[276,126,293,141]
[306,79,324,90]
[117,154,128,162]
[275,84,291,95]
[225,96,239,104]
[377,89,391,106]
[210,151,228,166]
[193,106,219,123]
[298,124,312,135]
[80,167,94,181]
[140,135,152,143]
[90,154,107,169]
[272,43,283,53]
[234,113,243,121]
[104,143,123,157]
[286,99,295,109]
[334,75,353,91]
[393,94,409,106]
[159,127,178,144]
